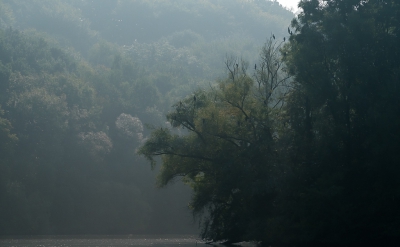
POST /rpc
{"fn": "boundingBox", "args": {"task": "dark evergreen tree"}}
[277,0,400,245]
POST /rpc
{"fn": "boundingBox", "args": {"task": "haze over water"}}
[0,235,201,247]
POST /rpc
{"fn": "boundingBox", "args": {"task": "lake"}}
[0,235,204,247]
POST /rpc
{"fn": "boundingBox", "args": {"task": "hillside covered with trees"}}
[4,0,398,246]
[0,0,294,236]
[140,0,400,246]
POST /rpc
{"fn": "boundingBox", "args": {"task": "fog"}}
[2,1,400,246]
[0,0,293,236]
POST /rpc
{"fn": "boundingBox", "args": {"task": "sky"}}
[276,0,301,12]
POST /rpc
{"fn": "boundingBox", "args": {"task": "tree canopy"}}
[140,0,400,245]
[139,38,291,242]
[0,0,295,236]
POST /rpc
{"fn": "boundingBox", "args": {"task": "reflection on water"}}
[0,235,204,247]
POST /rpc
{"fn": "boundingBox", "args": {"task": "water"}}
[0,235,204,247]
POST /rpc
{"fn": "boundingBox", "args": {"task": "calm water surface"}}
[0,235,204,247]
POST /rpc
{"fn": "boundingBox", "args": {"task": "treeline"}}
[140,0,400,246]
[0,0,294,235]
[0,27,163,234]
[0,0,293,84]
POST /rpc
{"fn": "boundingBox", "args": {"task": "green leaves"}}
[139,40,290,241]
[0,106,17,157]
[139,1,400,244]
[277,0,400,245]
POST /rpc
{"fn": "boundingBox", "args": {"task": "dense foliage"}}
[279,0,400,245]
[0,28,154,234]
[0,0,294,236]
[140,0,400,246]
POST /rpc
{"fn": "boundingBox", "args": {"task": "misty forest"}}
[0,0,399,246]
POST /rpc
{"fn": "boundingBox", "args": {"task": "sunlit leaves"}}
[115,113,144,142]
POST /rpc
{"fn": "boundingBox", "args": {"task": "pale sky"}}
[276,0,301,12]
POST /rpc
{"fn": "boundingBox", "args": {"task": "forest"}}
[1,0,400,246]
[0,0,293,236]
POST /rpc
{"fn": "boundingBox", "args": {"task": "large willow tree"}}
[139,38,290,243]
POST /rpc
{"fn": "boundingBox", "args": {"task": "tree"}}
[277,0,400,245]
[139,38,290,243]
[141,0,400,245]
